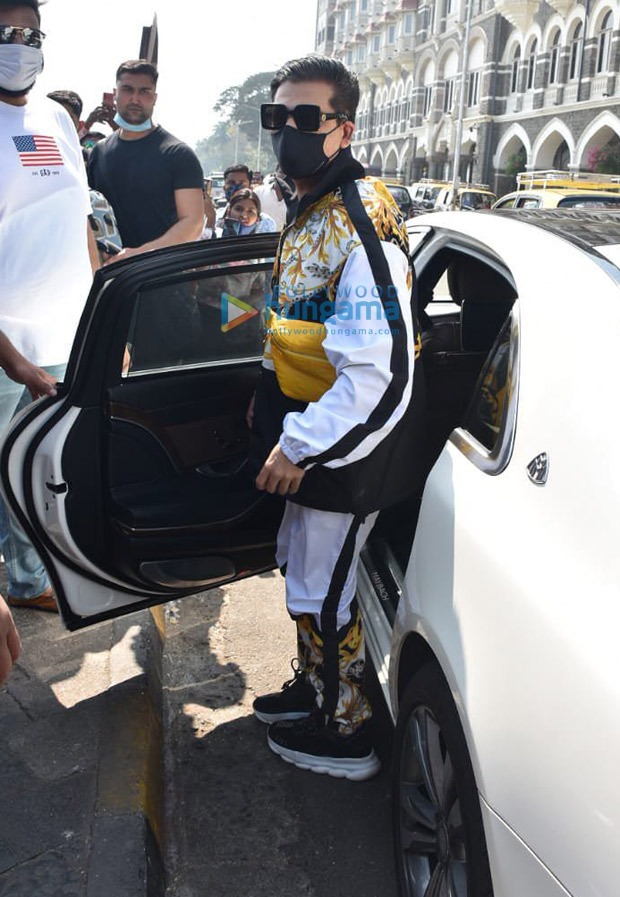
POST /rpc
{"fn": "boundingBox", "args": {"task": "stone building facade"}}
[315,0,620,194]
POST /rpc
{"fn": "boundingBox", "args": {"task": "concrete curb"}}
[0,597,166,897]
[87,608,165,897]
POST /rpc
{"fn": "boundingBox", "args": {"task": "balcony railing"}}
[563,83,579,104]
[521,92,534,112]
[543,85,560,107]
[590,73,612,98]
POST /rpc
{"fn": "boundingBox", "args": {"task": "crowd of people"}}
[2,0,425,783]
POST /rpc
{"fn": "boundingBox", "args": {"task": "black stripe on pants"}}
[319,514,365,724]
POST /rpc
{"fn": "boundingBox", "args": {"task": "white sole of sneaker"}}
[254,709,312,724]
[267,737,381,782]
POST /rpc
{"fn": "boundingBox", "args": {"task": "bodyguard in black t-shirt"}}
[88,60,204,260]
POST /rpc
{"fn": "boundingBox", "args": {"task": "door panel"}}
[1,235,283,628]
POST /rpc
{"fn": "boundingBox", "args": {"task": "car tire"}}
[392,663,494,897]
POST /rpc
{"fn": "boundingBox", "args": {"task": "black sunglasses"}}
[261,103,349,133]
[0,25,46,48]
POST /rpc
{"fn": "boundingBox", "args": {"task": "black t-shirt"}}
[88,126,203,248]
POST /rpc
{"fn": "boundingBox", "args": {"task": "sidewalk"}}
[0,566,164,897]
[1,571,397,897]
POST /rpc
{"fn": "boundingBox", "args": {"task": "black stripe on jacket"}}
[297,180,410,469]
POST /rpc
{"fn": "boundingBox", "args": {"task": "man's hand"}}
[0,596,21,686]
[83,103,117,130]
[256,444,305,496]
[203,193,217,230]
[3,356,57,400]
[104,246,142,265]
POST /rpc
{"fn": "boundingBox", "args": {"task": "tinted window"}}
[388,186,410,206]
[125,260,273,376]
[464,317,512,451]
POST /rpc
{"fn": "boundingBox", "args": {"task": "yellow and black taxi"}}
[493,169,620,210]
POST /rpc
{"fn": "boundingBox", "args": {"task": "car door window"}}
[453,309,519,473]
[494,197,516,209]
[516,196,541,208]
[126,262,271,375]
[463,317,512,450]
[414,238,518,472]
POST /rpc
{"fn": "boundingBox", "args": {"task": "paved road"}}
[161,572,398,897]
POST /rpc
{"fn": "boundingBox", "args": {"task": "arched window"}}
[407,79,414,121]
[527,39,538,90]
[548,29,561,85]
[467,37,484,107]
[420,64,434,119]
[399,95,407,130]
[511,46,521,93]
[569,22,583,80]
[423,85,433,117]
[597,11,613,74]
[442,49,458,112]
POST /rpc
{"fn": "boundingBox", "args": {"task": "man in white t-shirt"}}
[0,0,97,612]
[253,172,288,230]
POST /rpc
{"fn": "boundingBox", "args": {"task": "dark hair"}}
[115,59,158,86]
[0,0,41,23]
[271,55,359,123]
[47,90,83,119]
[227,188,261,216]
[224,163,252,182]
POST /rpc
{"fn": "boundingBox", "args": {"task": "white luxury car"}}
[2,210,620,897]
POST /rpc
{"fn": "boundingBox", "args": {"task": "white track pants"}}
[276,502,379,631]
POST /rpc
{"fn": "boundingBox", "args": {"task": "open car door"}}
[0,234,283,630]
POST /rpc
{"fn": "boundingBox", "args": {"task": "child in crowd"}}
[219,189,277,237]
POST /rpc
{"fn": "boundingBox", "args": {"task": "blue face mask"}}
[224,182,245,201]
[113,112,153,132]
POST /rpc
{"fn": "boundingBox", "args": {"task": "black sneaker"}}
[267,716,381,781]
[253,666,317,724]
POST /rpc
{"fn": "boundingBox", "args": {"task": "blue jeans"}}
[0,364,66,598]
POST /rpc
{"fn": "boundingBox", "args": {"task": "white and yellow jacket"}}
[252,151,425,515]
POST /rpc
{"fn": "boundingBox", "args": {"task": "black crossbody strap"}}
[298,181,410,468]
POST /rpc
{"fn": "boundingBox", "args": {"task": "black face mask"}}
[271,124,341,180]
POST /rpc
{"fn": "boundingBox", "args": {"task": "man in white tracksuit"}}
[251,56,425,781]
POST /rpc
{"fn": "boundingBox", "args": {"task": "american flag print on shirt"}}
[12,135,64,167]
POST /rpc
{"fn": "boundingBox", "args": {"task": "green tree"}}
[201,70,277,174]
[588,144,620,175]
[504,146,527,178]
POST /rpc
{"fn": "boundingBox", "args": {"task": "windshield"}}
[460,191,495,210]
[558,195,620,208]
[388,186,410,205]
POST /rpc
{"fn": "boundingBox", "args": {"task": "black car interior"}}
[60,259,283,594]
[369,245,518,590]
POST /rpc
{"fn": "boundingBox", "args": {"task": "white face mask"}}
[0,44,44,93]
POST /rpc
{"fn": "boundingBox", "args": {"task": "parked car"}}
[209,170,226,206]
[3,210,620,897]
[408,179,446,209]
[493,189,620,209]
[494,169,620,210]
[384,181,416,219]
[434,183,497,210]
